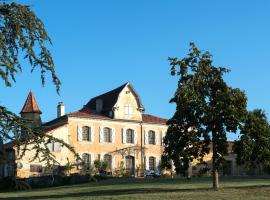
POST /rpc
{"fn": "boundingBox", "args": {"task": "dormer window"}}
[96,99,103,113]
[124,104,132,119]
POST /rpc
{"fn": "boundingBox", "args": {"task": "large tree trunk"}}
[213,167,219,190]
[212,141,220,190]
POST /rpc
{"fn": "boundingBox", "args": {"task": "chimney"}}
[57,102,65,117]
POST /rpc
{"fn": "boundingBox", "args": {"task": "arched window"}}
[126,129,134,144]
[103,127,112,143]
[149,156,155,171]
[148,130,156,145]
[82,126,91,141]
[104,154,112,170]
[82,153,91,164]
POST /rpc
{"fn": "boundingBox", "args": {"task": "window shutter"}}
[134,129,138,144]
[144,130,148,145]
[161,132,165,146]
[91,153,95,164]
[155,157,159,169]
[99,127,103,143]
[155,131,158,145]
[112,128,116,143]
[91,127,94,142]
[54,142,61,152]
[122,128,126,144]
[112,155,115,169]
[100,153,104,161]
[77,126,82,142]
[145,156,149,170]
[47,142,53,152]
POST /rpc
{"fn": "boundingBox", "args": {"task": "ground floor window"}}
[82,153,91,164]
[149,156,156,171]
[30,164,42,173]
[104,154,112,170]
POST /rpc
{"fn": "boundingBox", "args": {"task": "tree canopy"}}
[163,43,247,190]
[0,1,75,169]
[234,109,270,173]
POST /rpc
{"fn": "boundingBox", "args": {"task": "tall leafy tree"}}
[163,43,247,190]
[0,1,75,169]
[234,109,270,173]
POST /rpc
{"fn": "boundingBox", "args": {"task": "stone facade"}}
[2,82,254,178]
[12,83,168,178]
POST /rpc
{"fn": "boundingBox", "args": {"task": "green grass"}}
[1,177,270,200]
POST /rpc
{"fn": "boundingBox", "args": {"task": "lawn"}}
[1,177,270,200]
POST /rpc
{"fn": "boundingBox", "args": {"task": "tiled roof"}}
[68,107,111,120]
[85,83,128,112]
[84,82,144,114]
[142,114,167,124]
[20,91,42,114]
[68,109,167,125]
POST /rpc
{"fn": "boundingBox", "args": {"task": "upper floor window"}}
[82,126,91,141]
[96,99,103,113]
[103,127,112,143]
[78,126,93,142]
[126,129,134,144]
[48,140,61,152]
[148,130,156,145]
[124,104,132,118]
[149,156,156,171]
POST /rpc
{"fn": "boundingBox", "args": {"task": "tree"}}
[234,109,270,174]
[163,43,247,190]
[0,1,76,170]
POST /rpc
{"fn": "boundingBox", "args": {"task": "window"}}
[82,153,91,164]
[96,99,103,112]
[126,129,134,144]
[149,157,155,171]
[104,154,112,169]
[124,104,132,118]
[103,128,112,143]
[48,141,61,152]
[82,126,91,141]
[148,130,156,145]
[30,164,42,173]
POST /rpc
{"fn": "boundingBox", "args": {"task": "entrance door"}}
[125,156,135,176]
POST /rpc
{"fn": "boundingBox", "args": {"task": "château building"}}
[2,82,256,178]
[5,82,168,178]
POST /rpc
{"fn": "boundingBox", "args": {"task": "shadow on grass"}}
[1,185,270,200]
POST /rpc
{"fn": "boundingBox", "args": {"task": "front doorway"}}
[125,156,135,176]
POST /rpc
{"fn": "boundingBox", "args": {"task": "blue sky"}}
[2,1,270,141]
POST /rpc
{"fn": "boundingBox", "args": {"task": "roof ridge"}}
[90,82,128,100]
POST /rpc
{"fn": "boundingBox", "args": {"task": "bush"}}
[94,159,108,174]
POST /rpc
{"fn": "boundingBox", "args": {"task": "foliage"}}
[0,1,60,90]
[164,43,247,189]
[64,158,73,176]
[234,109,270,171]
[0,1,78,170]
[0,106,77,167]
[119,161,127,177]
[94,159,109,174]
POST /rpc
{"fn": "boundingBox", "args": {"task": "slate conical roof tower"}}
[20,91,42,126]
